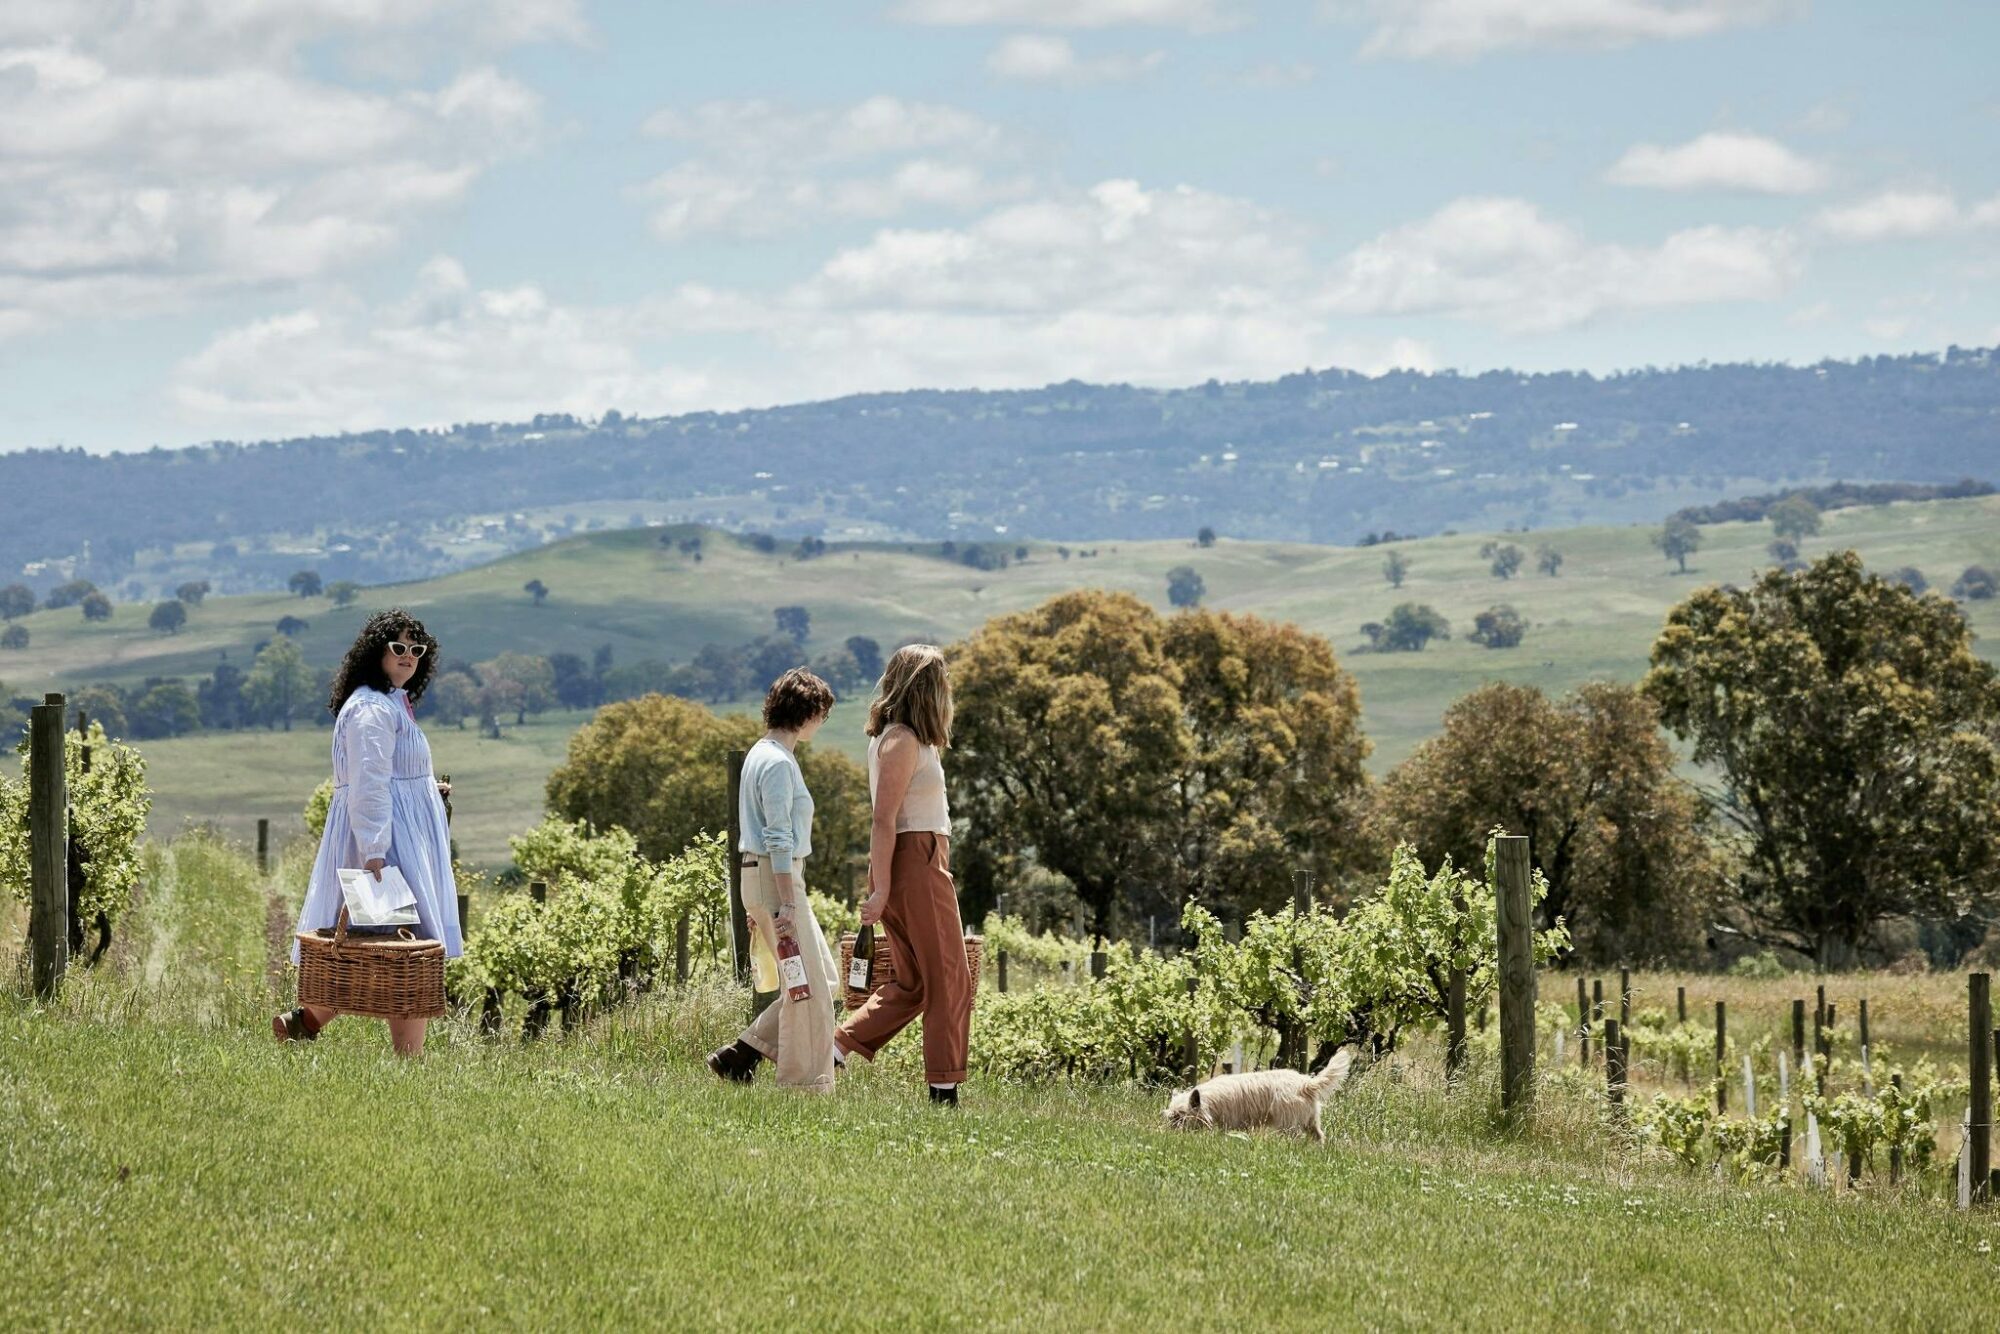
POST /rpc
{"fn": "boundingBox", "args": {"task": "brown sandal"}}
[272,1007,320,1042]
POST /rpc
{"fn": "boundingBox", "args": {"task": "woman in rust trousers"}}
[835,645,972,1104]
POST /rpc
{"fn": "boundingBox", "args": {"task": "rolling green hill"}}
[10,498,2000,867]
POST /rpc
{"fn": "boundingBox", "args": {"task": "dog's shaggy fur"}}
[1162,1048,1355,1143]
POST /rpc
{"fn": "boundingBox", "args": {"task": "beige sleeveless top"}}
[868,727,951,835]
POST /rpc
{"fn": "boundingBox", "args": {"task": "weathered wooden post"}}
[1606,1019,1626,1117]
[530,880,547,904]
[725,749,751,985]
[1090,950,1107,981]
[1576,975,1590,1066]
[1495,835,1534,1118]
[674,915,690,985]
[456,892,469,929]
[1293,867,1314,914]
[1446,965,1467,1081]
[996,949,1009,994]
[28,693,70,997]
[1591,979,1604,1064]
[1971,973,1992,1204]
[1182,974,1201,1080]
[1618,967,1631,1039]
[1677,985,1686,1025]
[1889,1071,1904,1184]
[1715,1001,1728,1113]
[257,817,270,874]
[1792,998,1806,1073]
[1859,997,1870,1053]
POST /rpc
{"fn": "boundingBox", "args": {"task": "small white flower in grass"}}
[1978,1241,1992,1255]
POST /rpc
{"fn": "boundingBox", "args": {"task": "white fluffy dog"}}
[1162,1048,1356,1143]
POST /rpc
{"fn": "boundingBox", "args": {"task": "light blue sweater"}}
[738,737,814,874]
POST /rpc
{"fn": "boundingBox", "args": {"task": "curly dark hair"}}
[327,609,440,714]
[763,667,835,731]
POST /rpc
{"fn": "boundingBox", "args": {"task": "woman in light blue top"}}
[274,609,462,1056]
[708,667,840,1090]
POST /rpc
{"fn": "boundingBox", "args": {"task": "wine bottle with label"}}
[777,931,811,1003]
[848,923,875,992]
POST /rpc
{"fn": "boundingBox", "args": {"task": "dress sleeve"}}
[755,755,798,875]
[342,698,396,863]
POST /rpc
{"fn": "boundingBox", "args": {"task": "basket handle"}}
[333,903,351,949]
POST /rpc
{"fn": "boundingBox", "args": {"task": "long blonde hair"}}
[867,644,953,749]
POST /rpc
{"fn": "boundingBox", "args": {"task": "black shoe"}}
[928,1085,959,1106]
[706,1040,763,1083]
[272,1008,319,1043]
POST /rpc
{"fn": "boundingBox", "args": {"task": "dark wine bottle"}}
[848,923,875,991]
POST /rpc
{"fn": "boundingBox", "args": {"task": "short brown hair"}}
[763,667,835,731]
[866,644,952,749]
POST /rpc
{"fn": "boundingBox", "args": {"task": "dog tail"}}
[1304,1046,1355,1098]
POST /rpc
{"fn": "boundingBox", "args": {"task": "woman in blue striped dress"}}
[274,609,462,1055]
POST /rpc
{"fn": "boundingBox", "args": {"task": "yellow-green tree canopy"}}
[949,591,1370,939]
[543,693,868,878]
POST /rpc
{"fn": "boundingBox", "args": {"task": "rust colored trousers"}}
[836,832,972,1084]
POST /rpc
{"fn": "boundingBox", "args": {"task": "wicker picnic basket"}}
[296,904,447,1020]
[837,930,982,1013]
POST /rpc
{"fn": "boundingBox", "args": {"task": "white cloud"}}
[1814,190,2000,241]
[172,184,1447,436]
[1604,131,1828,195]
[894,0,1239,30]
[637,97,1027,240]
[173,256,716,434]
[985,35,1165,85]
[1331,0,1795,61]
[1322,195,1801,332]
[0,8,565,336]
[643,96,1006,165]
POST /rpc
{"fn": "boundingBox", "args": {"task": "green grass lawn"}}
[7,838,2000,1329]
[15,496,2000,870]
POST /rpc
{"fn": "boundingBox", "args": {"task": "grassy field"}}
[13,496,2000,869]
[6,841,2000,1331]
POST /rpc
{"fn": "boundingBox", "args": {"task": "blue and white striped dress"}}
[290,684,463,962]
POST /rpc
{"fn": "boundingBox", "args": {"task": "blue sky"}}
[2,0,1996,453]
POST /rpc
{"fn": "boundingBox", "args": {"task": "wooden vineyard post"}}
[1792,999,1806,1074]
[530,880,547,904]
[1446,883,1467,1081]
[1446,965,1467,1082]
[1970,973,1992,1205]
[1815,988,1829,1097]
[1494,835,1535,1118]
[1293,866,1314,914]
[1091,950,1108,981]
[28,693,69,998]
[456,893,469,930]
[1577,975,1590,1066]
[725,749,750,985]
[1715,1001,1728,1113]
[1859,997,1870,1053]
[1889,1072,1904,1184]
[1591,979,1604,1064]
[1677,985,1686,1025]
[996,950,1009,994]
[1183,975,1200,1081]
[1606,1019,1626,1118]
[674,915,690,985]
[257,817,270,875]
[1618,967,1631,1041]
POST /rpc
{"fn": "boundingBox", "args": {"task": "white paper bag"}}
[338,865,420,927]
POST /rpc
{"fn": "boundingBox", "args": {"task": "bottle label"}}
[779,952,810,996]
[848,952,871,990]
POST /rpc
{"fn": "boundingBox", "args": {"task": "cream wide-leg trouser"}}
[736,853,838,1092]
